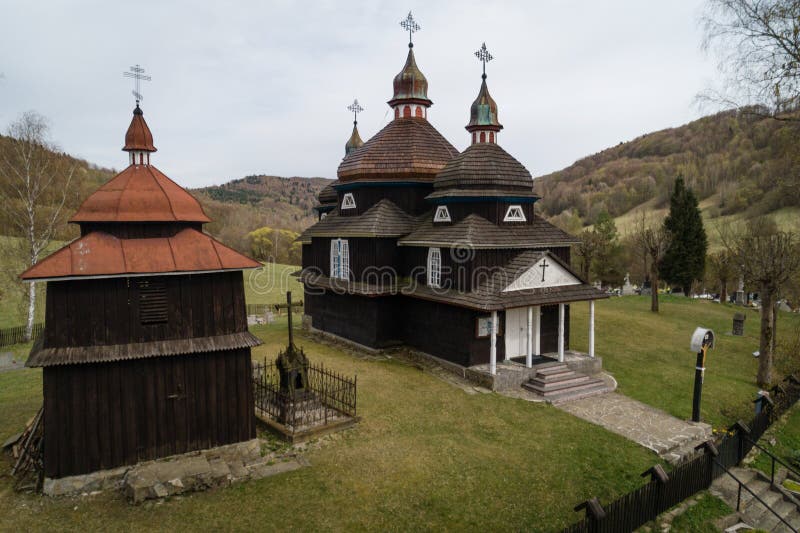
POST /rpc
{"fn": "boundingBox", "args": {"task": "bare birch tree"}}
[0,111,74,340]
[723,218,800,386]
[702,0,800,118]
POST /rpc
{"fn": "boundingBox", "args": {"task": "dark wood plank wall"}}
[43,348,255,478]
[79,222,203,238]
[337,185,433,216]
[44,272,247,349]
[305,291,400,348]
[307,238,398,282]
[539,304,570,353]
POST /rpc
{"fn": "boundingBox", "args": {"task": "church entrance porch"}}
[466,349,604,393]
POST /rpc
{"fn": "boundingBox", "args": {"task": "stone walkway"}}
[557,392,712,464]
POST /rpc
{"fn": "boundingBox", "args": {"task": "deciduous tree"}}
[634,211,671,312]
[0,111,74,340]
[724,217,800,386]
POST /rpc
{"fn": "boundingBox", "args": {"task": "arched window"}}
[479,131,486,143]
[330,239,350,280]
[489,132,495,143]
[503,205,527,222]
[415,107,423,118]
[403,106,412,118]
[427,247,441,288]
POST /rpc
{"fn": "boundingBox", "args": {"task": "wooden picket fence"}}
[564,374,800,533]
[0,323,44,347]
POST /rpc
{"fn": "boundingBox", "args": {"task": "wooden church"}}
[301,18,606,375]
[21,101,262,479]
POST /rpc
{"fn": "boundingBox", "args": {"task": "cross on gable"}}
[123,64,151,104]
[539,259,549,282]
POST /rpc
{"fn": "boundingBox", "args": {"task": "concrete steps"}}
[711,467,800,532]
[522,363,608,403]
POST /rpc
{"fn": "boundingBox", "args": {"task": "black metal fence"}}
[0,323,43,347]
[564,374,800,533]
[252,359,356,434]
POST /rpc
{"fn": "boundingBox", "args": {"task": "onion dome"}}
[388,47,432,112]
[345,123,364,155]
[123,104,156,152]
[466,76,503,142]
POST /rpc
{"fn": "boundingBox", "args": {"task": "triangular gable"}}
[502,255,581,292]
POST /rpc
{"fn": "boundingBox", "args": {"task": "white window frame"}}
[341,192,356,210]
[433,205,451,222]
[427,247,442,288]
[503,204,526,222]
[330,238,350,280]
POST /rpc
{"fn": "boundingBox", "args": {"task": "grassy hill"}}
[535,109,800,238]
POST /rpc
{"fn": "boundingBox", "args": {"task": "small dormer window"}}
[503,205,526,222]
[341,193,356,210]
[434,205,451,223]
[427,247,442,288]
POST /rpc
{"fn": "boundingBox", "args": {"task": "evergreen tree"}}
[659,176,708,295]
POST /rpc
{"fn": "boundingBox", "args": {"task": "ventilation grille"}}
[139,280,168,325]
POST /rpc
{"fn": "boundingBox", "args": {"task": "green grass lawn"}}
[667,492,732,532]
[243,261,303,306]
[751,401,800,478]
[0,317,659,532]
[570,295,800,428]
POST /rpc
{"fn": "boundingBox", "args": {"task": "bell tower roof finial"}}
[400,11,420,48]
[345,99,364,155]
[389,11,432,113]
[122,64,156,153]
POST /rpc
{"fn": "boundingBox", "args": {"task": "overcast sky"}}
[1,1,716,188]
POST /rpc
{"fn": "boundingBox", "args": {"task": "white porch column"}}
[558,303,565,362]
[526,306,533,368]
[589,300,595,358]
[490,310,498,375]
[533,306,541,356]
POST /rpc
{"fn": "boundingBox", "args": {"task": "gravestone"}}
[621,273,636,296]
[732,313,746,336]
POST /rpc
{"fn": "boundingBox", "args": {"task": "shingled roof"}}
[398,213,579,249]
[301,199,419,239]
[20,228,260,281]
[300,249,606,311]
[337,118,458,182]
[70,164,211,223]
[317,182,338,206]
[433,143,532,192]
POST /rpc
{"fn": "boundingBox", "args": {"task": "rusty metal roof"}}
[20,228,261,281]
[123,105,157,152]
[70,164,211,223]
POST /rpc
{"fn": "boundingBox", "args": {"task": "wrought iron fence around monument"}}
[252,359,357,434]
[563,374,800,533]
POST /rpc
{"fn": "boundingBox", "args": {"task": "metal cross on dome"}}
[123,64,151,104]
[475,43,493,77]
[347,99,364,124]
[400,11,420,46]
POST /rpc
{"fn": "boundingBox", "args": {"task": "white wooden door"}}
[504,308,527,359]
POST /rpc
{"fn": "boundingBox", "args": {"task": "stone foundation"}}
[44,439,308,503]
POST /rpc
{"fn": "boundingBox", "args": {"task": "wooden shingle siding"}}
[42,349,255,479]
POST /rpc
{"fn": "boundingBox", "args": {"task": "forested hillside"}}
[535,109,800,232]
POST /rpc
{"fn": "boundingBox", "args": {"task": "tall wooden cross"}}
[123,64,151,104]
[539,259,549,282]
[347,99,364,124]
[475,42,493,77]
[400,11,420,46]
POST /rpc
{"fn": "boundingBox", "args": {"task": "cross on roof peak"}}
[123,64,151,105]
[347,99,364,124]
[400,11,420,47]
[475,42,493,78]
